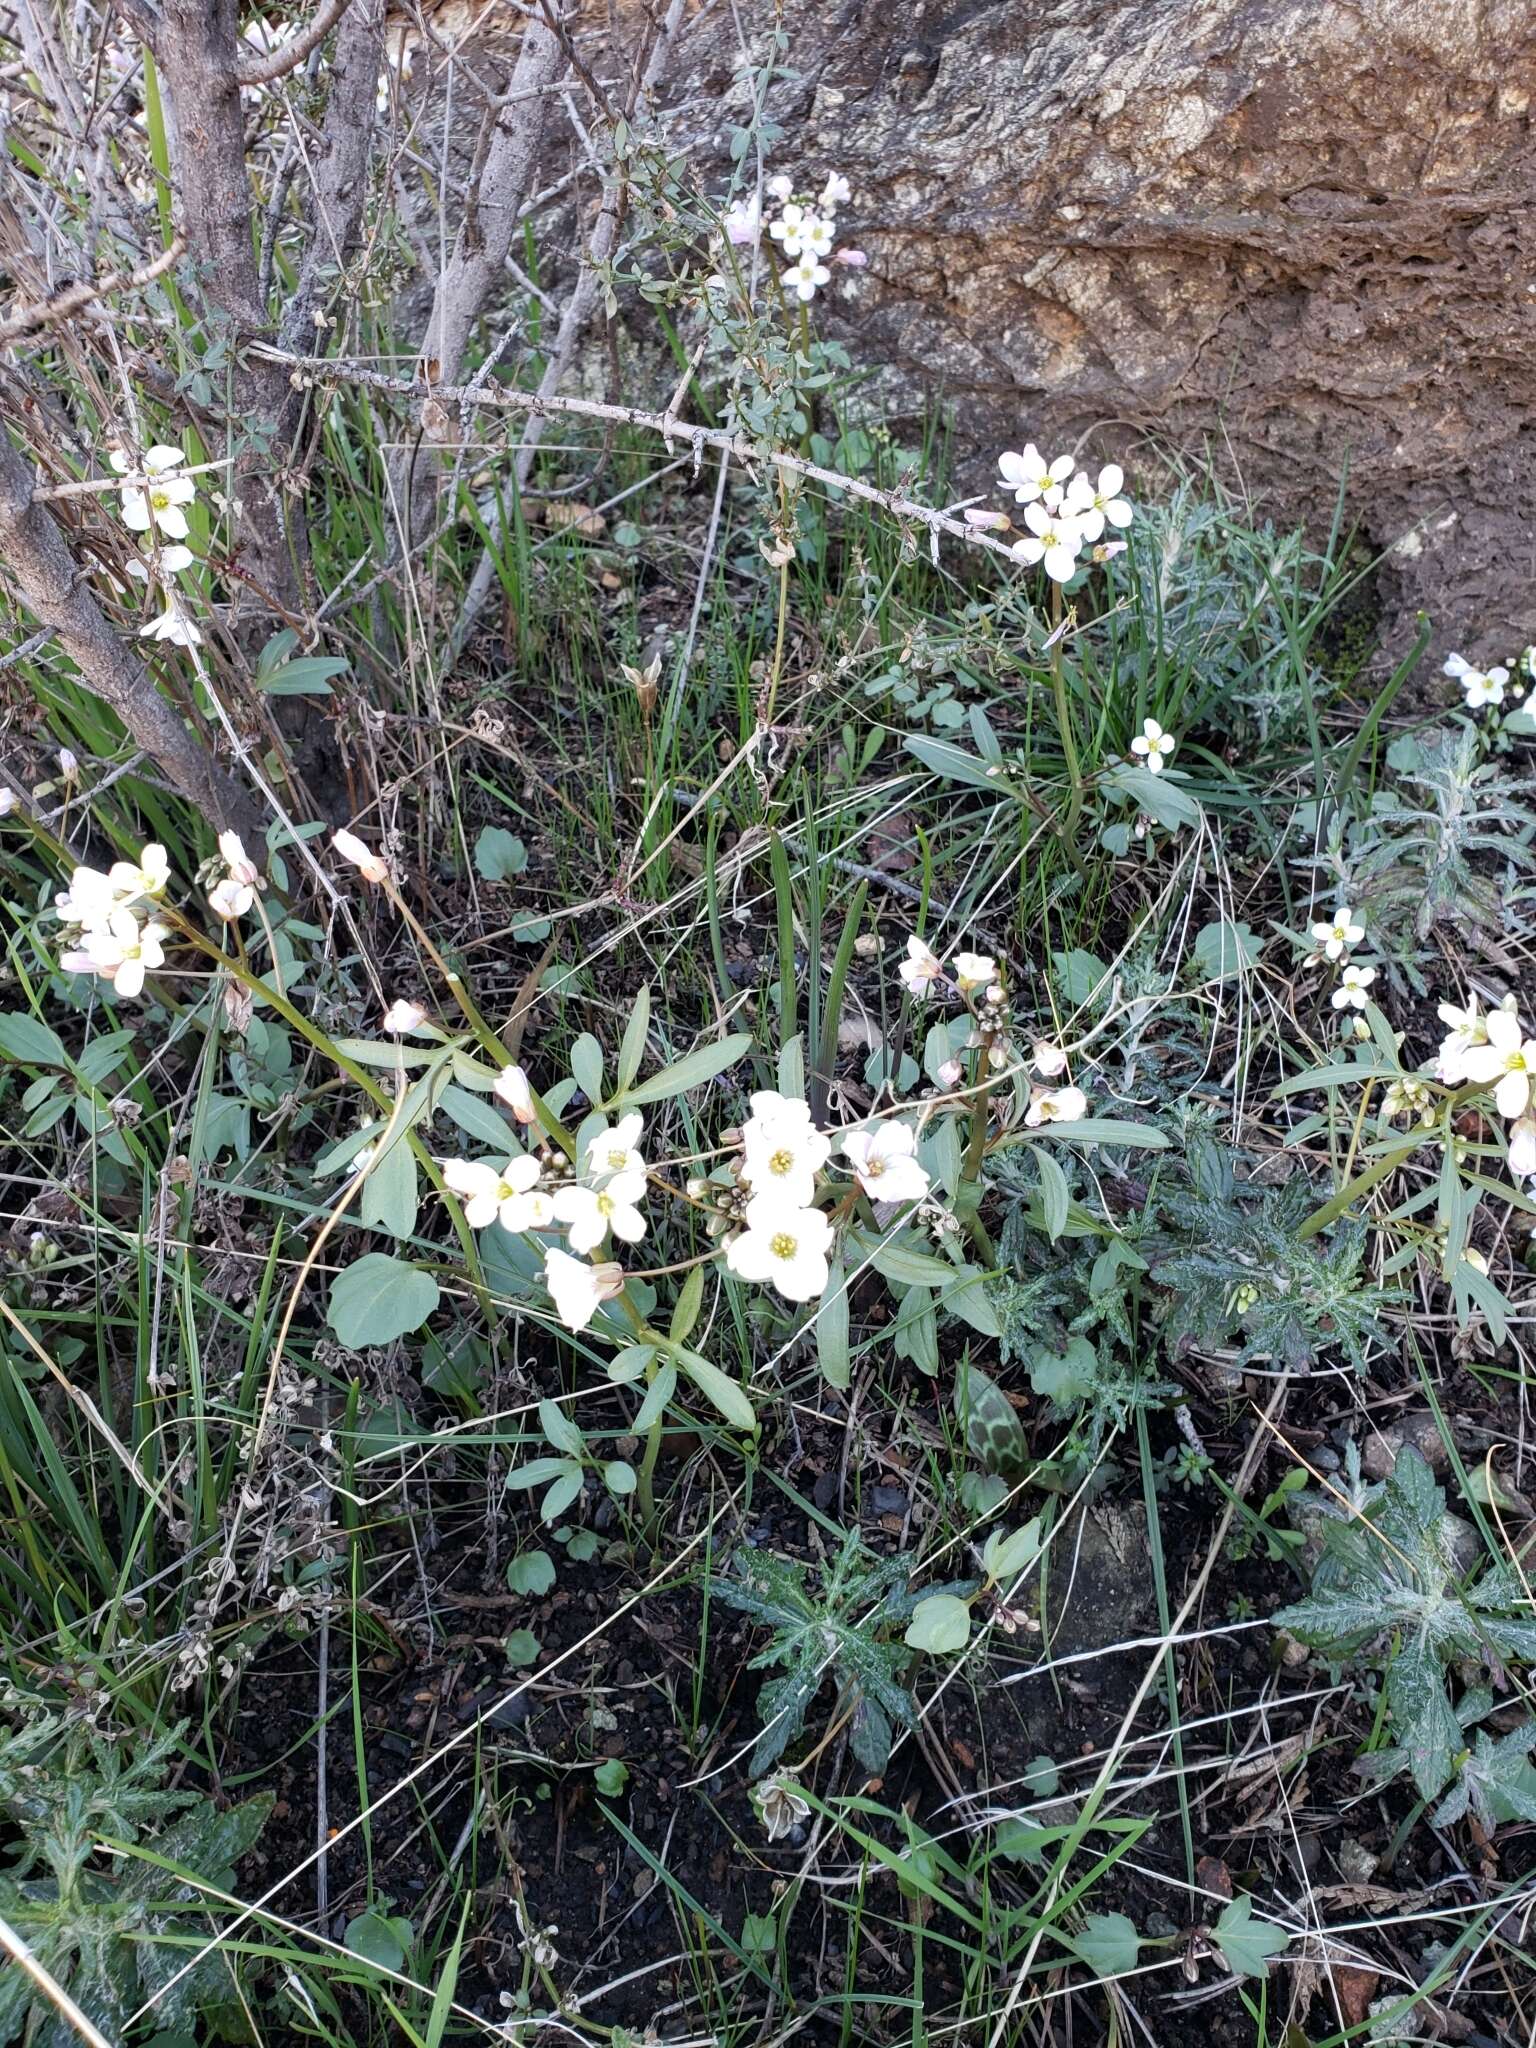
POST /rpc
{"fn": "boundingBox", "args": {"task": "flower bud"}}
[936,1058,963,1088]
[332,828,389,883]
[1031,1039,1068,1078]
[493,1064,538,1123]
[382,999,428,1034]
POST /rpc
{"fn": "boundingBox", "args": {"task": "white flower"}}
[0,786,14,816]
[1443,651,1509,710]
[57,748,79,782]
[441,1153,551,1232]
[1024,1084,1088,1127]
[55,865,117,927]
[1089,539,1128,564]
[582,1112,645,1187]
[742,1099,831,1209]
[332,828,389,883]
[1032,1040,1069,1077]
[797,212,835,258]
[1331,963,1376,1011]
[1130,718,1177,774]
[898,934,945,999]
[219,830,261,886]
[950,952,995,994]
[1011,499,1084,583]
[1064,464,1133,541]
[115,445,196,539]
[493,1064,538,1124]
[106,842,170,903]
[544,1249,625,1332]
[820,172,852,209]
[997,444,1074,509]
[831,247,868,268]
[139,597,201,648]
[722,195,761,246]
[1508,1115,1536,1180]
[842,1121,931,1204]
[782,253,831,302]
[964,508,1010,530]
[766,173,794,201]
[769,202,813,255]
[1310,905,1364,962]
[1462,1008,1536,1118]
[208,876,254,920]
[79,908,168,998]
[725,1195,832,1302]
[1435,994,1491,1083]
[553,1172,648,1254]
[125,541,194,584]
[382,999,428,1033]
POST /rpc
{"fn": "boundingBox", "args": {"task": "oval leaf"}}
[328,1254,439,1347]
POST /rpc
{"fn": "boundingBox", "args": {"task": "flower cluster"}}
[110,445,203,650]
[973,444,1134,583]
[894,938,1088,1127]
[722,169,865,303]
[1443,646,1534,715]
[1306,903,1381,1015]
[50,829,266,998]
[1437,997,1536,1170]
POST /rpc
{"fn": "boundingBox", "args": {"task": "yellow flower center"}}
[770,1231,797,1260]
[866,1156,885,1177]
[150,487,174,510]
[596,1192,614,1216]
[768,1147,795,1176]
[606,1148,628,1170]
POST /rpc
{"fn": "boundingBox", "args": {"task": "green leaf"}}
[540,1467,584,1524]
[327,1254,439,1347]
[1030,1143,1070,1240]
[617,985,651,1091]
[603,1459,636,1496]
[983,1520,1043,1582]
[817,1258,850,1388]
[847,1228,956,1287]
[344,1910,412,1974]
[1106,762,1202,830]
[621,1032,753,1106]
[505,1457,578,1491]
[677,1348,758,1432]
[438,1083,516,1149]
[1026,1118,1170,1149]
[1212,1895,1288,1978]
[1069,1911,1140,1979]
[473,826,528,881]
[504,1628,541,1667]
[670,1264,704,1345]
[904,1593,972,1655]
[538,1398,584,1458]
[358,1139,419,1240]
[0,1013,67,1066]
[904,732,1011,792]
[954,1361,1028,1479]
[505,1550,556,1596]
[263,654,348,696]
[633,1361,676,1432]
[570,1032,605,1102]
[1193,919,1263,980]
[594,1758,630,1796]
[739,1909,775,1953]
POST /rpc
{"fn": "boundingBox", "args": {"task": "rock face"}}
[681,0,1536,661]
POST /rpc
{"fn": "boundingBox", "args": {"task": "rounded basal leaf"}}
[593,1758,629,1796]
[327,1253,439,1348]
[344,1910,413,1974]
[1069,1911,1140,1979]
[505,1549,556,1595]
[904,1593,972,1655]
[504,1628,541,1667]
[603,1459,637,1496]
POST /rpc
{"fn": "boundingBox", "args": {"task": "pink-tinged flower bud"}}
[382,999,428,1034]
[1031,1039,1068,1078]
[1510,1116,1536,1181]
[964,508,1010,530]
[332,828,389,883]
[219,830,261,887]
[936,1058,964,1088]
[831,248,868,267]
[494,1063,538,1123]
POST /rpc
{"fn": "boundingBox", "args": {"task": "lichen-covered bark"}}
[676,0,1536,660]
